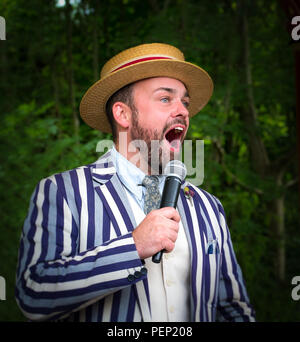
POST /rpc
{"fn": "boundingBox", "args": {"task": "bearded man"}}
[15,43,255,322]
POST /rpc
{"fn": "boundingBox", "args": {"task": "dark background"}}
[0,0,299,321]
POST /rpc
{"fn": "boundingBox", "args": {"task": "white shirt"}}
[111,147,191,321]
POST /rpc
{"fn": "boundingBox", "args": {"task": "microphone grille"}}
[164,160,187,181]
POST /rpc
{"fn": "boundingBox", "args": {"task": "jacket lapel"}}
[177,185,206,322]
[90,151,152,322]
[91,150,136,233]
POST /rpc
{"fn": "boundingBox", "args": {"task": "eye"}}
[182,100,190,108]
[160,97,170,103]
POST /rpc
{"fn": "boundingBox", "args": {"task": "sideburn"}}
[130,108,163,174]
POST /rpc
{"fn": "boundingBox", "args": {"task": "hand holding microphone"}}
[132,160,187,262]
[152,160,187,263]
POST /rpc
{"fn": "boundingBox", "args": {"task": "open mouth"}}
[164,125,185,152]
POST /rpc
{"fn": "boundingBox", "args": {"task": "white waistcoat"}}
[126,189,191,322]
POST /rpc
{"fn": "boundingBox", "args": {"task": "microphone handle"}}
[152,176,181,264]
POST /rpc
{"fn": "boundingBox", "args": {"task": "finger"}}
[162,240,175,253]
[159,225,179,250]
[167,227,179,241]
[163,220,179,235]
[157,207,180,222]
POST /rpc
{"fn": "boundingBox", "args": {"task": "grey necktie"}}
[142,175,161,214]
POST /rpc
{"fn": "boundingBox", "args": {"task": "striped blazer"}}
[15,150,255,322]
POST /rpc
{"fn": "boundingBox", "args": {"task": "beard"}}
[130,108,185,174]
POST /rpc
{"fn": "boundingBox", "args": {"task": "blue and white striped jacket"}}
[15,150,255,322]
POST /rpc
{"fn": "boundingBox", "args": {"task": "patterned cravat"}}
[142,175,161,214]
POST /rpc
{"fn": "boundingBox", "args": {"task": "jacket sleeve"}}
[215,198,256,322]
[15,177,145,321]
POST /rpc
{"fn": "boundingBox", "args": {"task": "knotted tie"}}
[142,175,161,214]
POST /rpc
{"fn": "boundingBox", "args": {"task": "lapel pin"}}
[184,186,195,206]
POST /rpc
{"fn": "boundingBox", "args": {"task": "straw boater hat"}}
[80,43,213,133]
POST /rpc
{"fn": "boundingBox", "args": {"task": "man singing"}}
[15,43,255,322]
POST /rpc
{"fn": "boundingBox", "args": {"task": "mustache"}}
[162,118,187,136]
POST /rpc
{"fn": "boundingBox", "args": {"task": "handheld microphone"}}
[152,160,187,263]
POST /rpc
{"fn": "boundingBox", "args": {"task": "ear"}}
[112,101,131,129]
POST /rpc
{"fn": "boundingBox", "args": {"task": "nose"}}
[171,99,189,119]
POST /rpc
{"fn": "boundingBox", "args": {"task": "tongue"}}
[169,139,181,151]
[165,127,184,151]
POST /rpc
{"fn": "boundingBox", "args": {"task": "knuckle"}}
[147,210,156,218]
[166,241,175,252]
[173,221,179,231]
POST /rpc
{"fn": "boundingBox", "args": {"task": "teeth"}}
[174,127,183,132]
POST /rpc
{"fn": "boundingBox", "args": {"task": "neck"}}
[115,137,159,176]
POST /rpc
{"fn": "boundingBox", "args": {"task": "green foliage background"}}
[0,0,299,321]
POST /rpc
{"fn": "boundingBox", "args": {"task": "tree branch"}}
[240,0,270,175]
[284,178,298,189]
[213,140,264,195]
